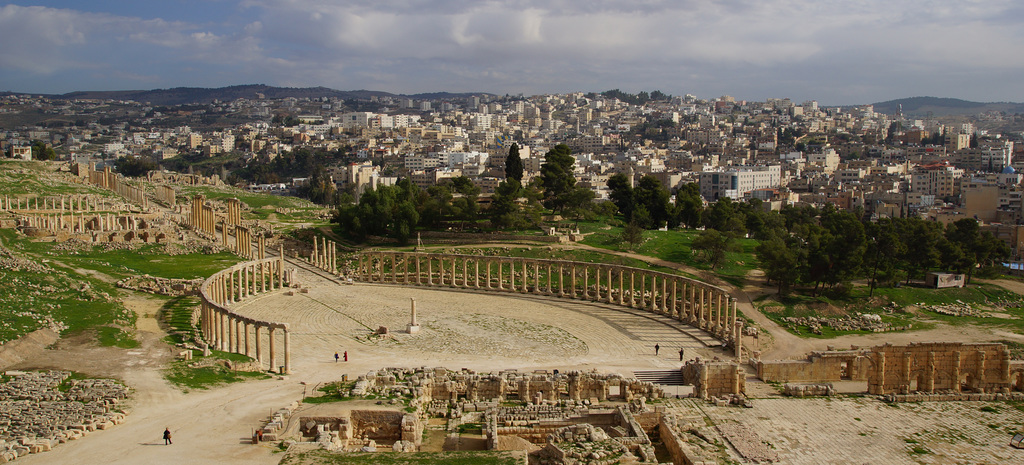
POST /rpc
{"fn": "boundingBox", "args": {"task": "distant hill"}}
[871,97,1024,116]
[5,85,493,106]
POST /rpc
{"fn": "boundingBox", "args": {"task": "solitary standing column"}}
[407,298,421,334]
[268,327,277,373]
[283,327,291,374]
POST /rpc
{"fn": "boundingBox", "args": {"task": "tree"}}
[114,155,157,177]
[505,143,524,182]
[539,144,577,214]
[607,173,635,220]
[756,234,802,295]
[30,141,57,161]
[490,179,528,230]
[674,183,704,229]
[691,229,737,270]
[633,175,672,229]
[621,219,644,251]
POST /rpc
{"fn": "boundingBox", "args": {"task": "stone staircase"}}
[633,369,686,386]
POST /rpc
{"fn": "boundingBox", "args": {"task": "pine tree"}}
[505,143,523,182]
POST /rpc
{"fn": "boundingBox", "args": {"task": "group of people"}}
[653,344,687,361]
[334,351,348,362]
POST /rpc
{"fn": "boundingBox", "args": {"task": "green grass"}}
[160,296,201,344]
[578,222,758,285]
[278,450,522,465]
[96,325,140,348]
[303,381,355,404]
[164,354,269,391]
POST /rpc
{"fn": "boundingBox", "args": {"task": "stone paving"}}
[697,397,1024,464]
[231,269,723,371]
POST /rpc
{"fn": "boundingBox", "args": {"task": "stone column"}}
[546,264,553,295]
[734,320,743,361]
[618,269,625,306]
[254,325,263,364]
[533,263,540,294]
[244,322,252,358]
[607,268,614,304]
[268,327,277,373]
[593,266,600,301]
[486,260,492,289]
[699,288,706,329]
[671,280,678,317]
[235,319,243,353]
[629,272,635,307]
[660,277,668,314]
[427,257,433,286]
[278,245,285,287]
[474,259,480,288]
[522,261,528,293]
[227,315,235,353]
[463,259,469,288]
[416,255,422,285]
[569,265,576,298]
[283,328,291,374]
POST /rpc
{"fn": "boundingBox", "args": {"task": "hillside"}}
[871,97,1024,116]
[4,85,493,106]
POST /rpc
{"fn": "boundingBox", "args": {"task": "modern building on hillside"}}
[699,165,781,200]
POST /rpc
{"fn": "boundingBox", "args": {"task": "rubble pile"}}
[782,313,908,334]
[0,371,129,461]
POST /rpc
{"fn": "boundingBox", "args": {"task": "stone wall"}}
[754,350,871,383]
[681,359,745,399]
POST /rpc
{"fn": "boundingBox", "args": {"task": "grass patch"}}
[164,355,269,391]
[456,422,483,435]
[279,450,522,465]
[96,326,139,348]
[578,222,758,284]
[160,296,201,344]
[303,381,355,404]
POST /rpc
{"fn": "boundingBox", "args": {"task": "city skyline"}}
[2,1,1024,105]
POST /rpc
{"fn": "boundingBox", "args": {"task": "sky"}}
[2,1,1023,105]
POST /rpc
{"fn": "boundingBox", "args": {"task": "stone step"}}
[633,370,686,386]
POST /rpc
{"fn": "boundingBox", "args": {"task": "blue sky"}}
[2,1,1023,104]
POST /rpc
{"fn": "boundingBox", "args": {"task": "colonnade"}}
[155,186,175,206]
[198,251,291,373]
[354,252,743,346]
[18,213,149,234]
[225,198,242,226]
[87,165,148,209]
[190,195,216,236]
[2,194,115,212]
[311,236,338,274]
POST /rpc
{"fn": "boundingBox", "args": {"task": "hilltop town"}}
[3,90,1024,240]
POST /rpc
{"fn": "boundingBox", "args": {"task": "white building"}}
[699,165,782,201]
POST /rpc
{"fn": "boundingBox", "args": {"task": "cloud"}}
[4,1,1024,101]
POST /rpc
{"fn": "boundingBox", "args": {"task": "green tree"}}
[504,143,524,182]
[490,179,527,230]
[633,175,672,229]
[691,229,737,270]
[607,173,635,220]
[30,140,57,161]
[539,144,577,214]
[756,233,803,295]
[674,183,704,229]
[621,219,644,251]
[114,155,157,177]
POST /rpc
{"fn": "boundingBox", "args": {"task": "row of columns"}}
[3,194,114,212]
[190,195,217,236]
[225,198,242,226]
[88,166,148,209]
[19,213,144,233]
[311,236,338,273]
[155,186,176,206]
[356,252,742,343]
[199,254,290,373]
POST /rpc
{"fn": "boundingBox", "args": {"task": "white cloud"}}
[4,1,1024,101]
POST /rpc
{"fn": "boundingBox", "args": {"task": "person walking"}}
[343,351,348,362]
[334,352,339,363]
[163,428,172,445]
[679,348,685,361]
[654,344,660,356]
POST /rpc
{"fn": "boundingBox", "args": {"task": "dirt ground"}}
[9,255,1024,465]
